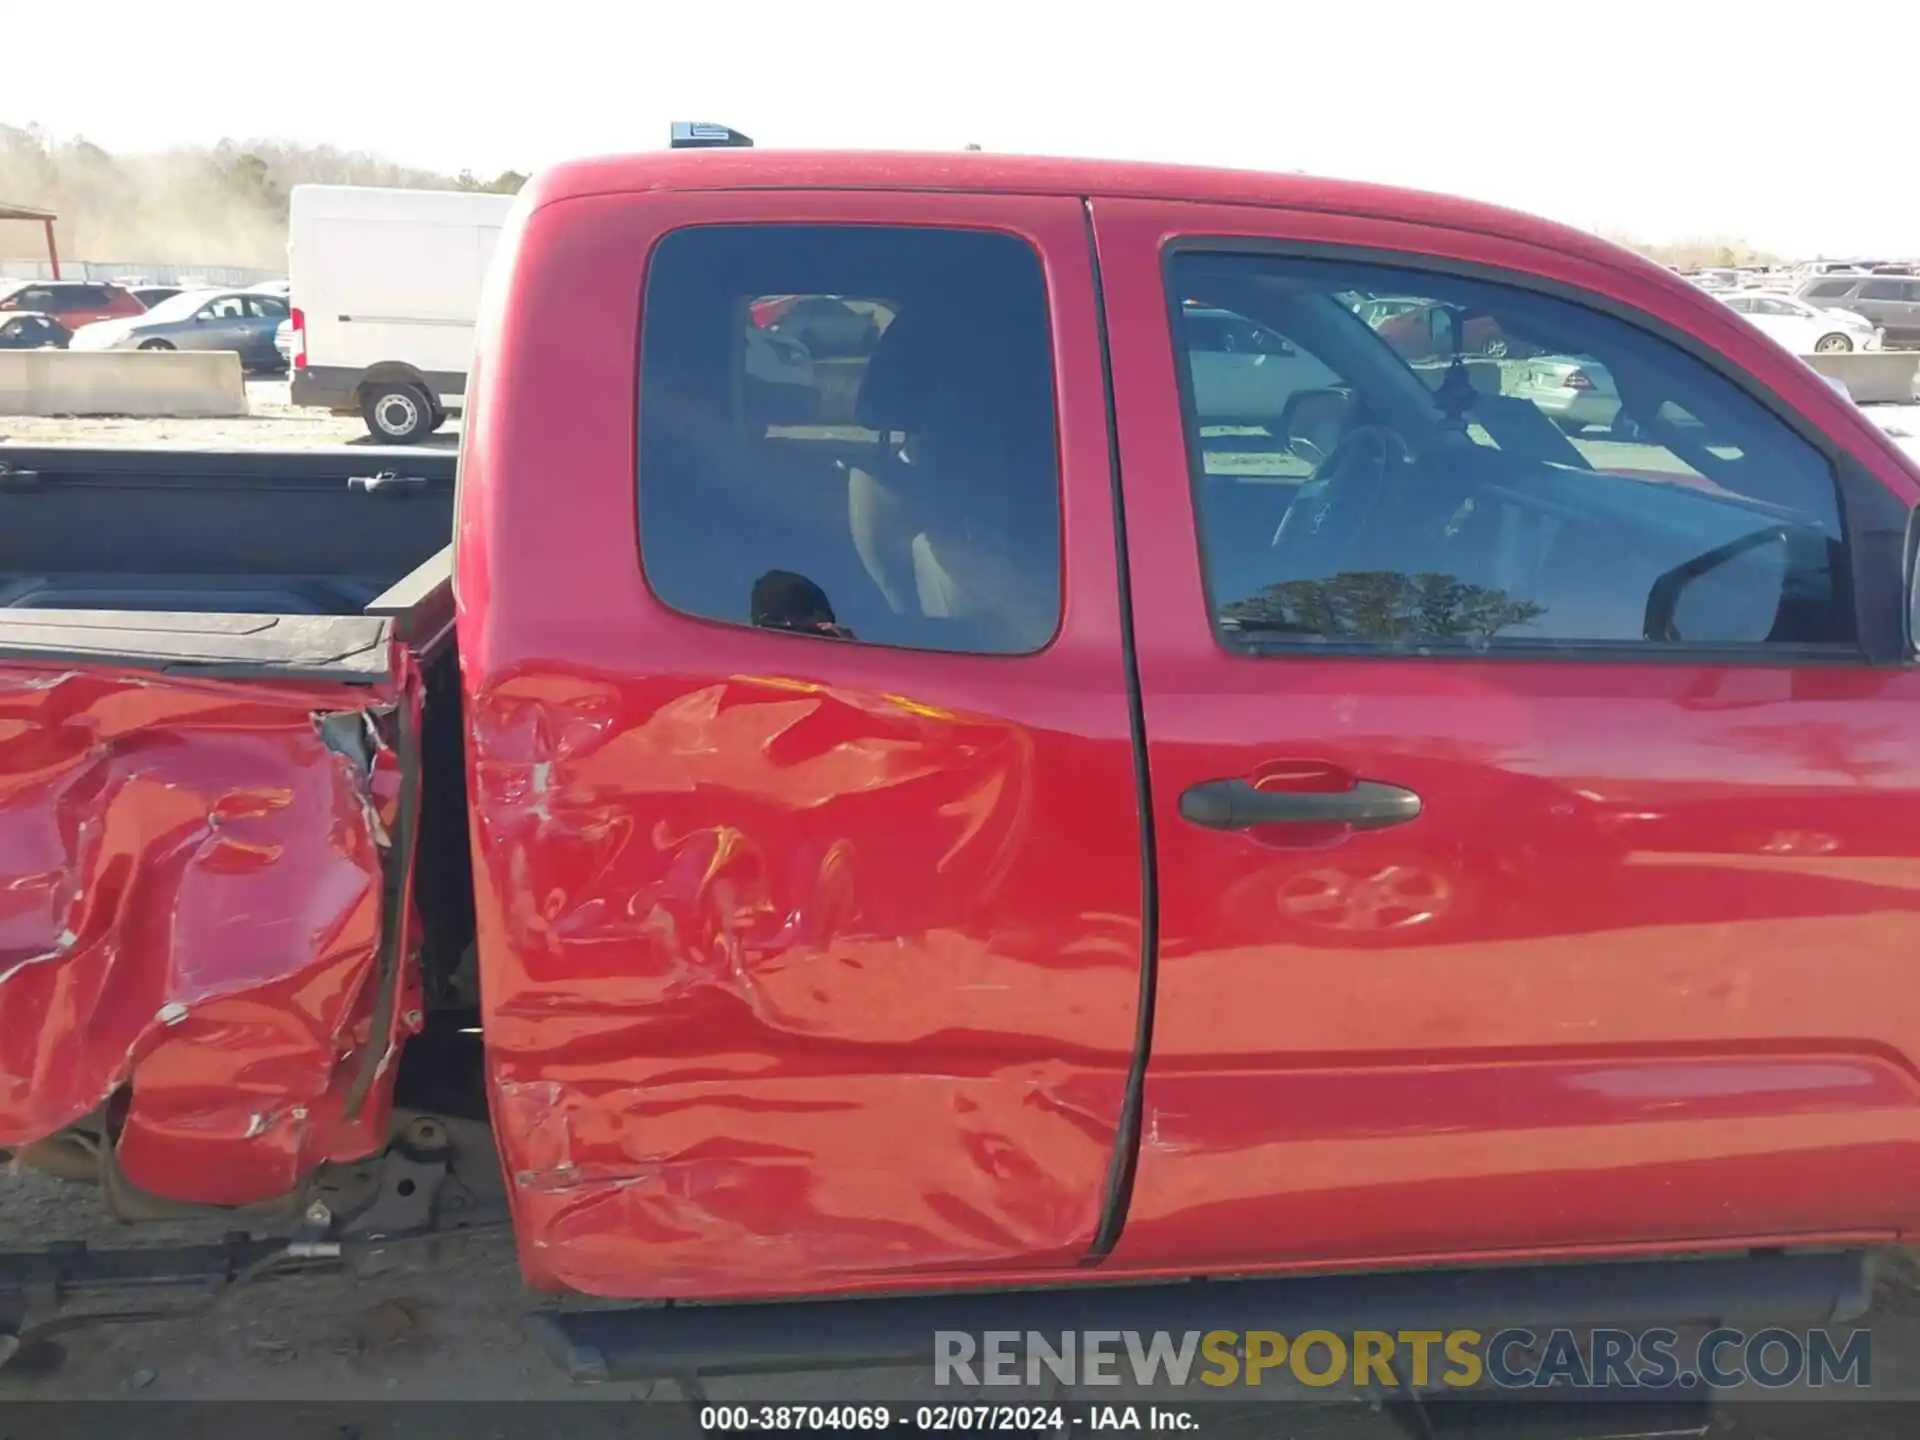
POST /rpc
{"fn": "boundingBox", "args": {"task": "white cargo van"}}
[288,185,515,443]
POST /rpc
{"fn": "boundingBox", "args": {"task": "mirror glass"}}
[1908,508,1920,658]
[1283,388,1354,467]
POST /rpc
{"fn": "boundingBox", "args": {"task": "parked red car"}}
[1360,293,1522,360]
[2,142,1916,1373]
[0,278,145,330]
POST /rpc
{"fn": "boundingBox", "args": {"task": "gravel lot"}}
[0,380,457,449]
[5,394,1920,1436]
[5,1146,1919,1438]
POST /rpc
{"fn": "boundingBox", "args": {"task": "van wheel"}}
[362,382,433,443]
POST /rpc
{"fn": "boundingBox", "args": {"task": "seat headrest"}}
[855,305,1007,434]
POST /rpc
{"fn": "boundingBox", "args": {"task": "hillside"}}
[0,124,524,268]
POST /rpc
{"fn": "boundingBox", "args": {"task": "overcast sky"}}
[8,0,1916,257]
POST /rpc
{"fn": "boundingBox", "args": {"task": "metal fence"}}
[0,260,280,285]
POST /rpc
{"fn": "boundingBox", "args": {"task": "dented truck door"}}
[456,187,1148,1298]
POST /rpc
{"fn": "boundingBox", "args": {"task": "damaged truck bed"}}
[0,445,459,1212]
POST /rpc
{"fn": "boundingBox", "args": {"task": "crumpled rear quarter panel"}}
[0,660,421,1206]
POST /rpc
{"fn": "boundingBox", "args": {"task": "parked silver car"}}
[1506,355,1623,434]
[68,288,290,372]
[1795,274,1920,348]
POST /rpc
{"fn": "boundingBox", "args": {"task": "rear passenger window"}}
[1169,253,1853,656]
[1861,280,1904,300]
[638,225,1061,655]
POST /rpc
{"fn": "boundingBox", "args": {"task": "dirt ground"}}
[6,1160,1920,1438]
[0,1163,1401,1436]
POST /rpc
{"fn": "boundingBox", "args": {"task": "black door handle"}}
[1179,777,1422,831]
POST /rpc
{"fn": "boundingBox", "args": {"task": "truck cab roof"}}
[525,147,1648,279]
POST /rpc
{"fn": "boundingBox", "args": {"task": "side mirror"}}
[1906,504,1920,661]
[1277,387,1355,468]
[1644,526,1793,643]
[1428,307,1458,356]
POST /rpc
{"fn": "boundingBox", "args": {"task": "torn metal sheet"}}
[0,658,423,1207]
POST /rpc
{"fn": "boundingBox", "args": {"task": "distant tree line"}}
[0,123,526,268]
[1222,571,1547,645]
[1601,231,1783,270]
[1,122,1794,274]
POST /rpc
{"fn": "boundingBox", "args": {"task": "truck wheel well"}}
[355,364,438,405]
[396,648,488,1121]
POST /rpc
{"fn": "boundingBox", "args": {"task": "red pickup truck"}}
[3,147,1918,1373]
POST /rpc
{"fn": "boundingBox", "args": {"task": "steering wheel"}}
[1271,425,1410,564]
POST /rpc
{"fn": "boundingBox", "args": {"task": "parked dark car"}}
[0,311,71,349]
[68,288,290,372]
[0,280,144,331]
[1796,274,1920,348]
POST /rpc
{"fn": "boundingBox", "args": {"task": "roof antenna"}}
[670,122,754,149]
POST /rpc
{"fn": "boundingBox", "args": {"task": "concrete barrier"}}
[1801,350,1920,406]
[0,350,247,418]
